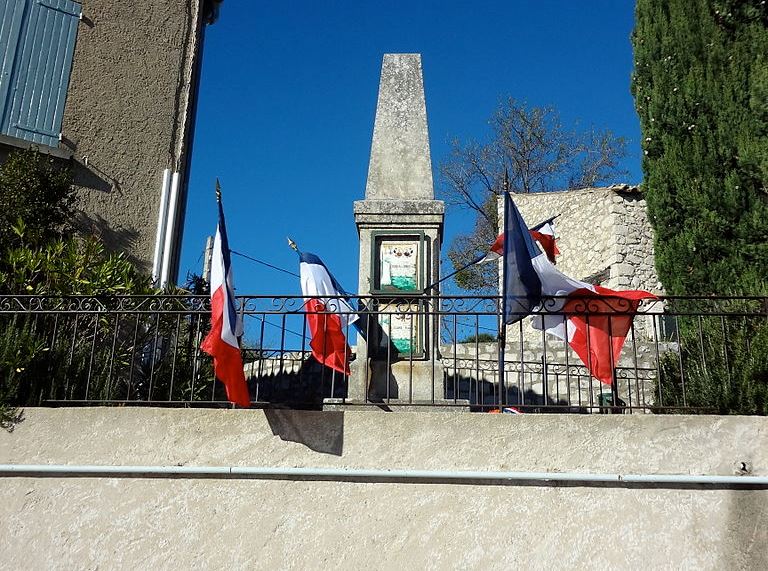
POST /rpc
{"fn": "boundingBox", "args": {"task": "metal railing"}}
[1,294,766,414]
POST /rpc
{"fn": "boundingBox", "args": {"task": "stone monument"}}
[336,53,448,407]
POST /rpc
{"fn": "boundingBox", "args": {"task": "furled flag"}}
[501,192,656,385]
[529,218,560,264]
[478,220,559,265]
[299,252,359,375]
[200,183,250,407]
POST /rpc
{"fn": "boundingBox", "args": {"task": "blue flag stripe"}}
[503,192,543,324]
[217,199,238,337]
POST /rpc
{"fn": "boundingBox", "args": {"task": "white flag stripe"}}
[210,225,240,349]
[529,253,596,342]
[299,262,359,330]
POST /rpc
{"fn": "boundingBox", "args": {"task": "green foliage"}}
[0,236,153,296]
[0,305,215,407]
[0,317,43,428]
[459,332,497,344]
[440,97,627,292]
[448,194,499,293]
[0,149,166,425]
[632,0,768,296]
[633,1,768,414]
[657,302,768,414]
[0,148,75,250]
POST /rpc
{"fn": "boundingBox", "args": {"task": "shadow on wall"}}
[247,357,348,408]
[445,373,586,413]
[74,212,144,270]
[264,409,344,456]
[72,159,116,194]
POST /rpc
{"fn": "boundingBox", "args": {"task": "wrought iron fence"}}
[1,294,766,414]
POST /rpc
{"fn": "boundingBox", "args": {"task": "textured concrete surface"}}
[62,1,203,272]
[365,54,434,200]
[1,408,767,569]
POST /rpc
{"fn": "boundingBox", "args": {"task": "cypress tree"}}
[632,0,768,296]
[633,1,768,414]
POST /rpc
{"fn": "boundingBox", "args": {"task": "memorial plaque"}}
[379,239,419,292]
[372,233,425,293]
[377,301,423,356]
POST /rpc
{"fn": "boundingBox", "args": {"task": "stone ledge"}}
[354,199,445,215]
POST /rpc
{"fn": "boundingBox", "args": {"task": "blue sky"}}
[180,1,641,300]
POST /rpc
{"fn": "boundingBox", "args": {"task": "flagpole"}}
[200,178,251,408]
[498,169,510,408]
[425,215,559,293]
[423,256,484,293]
[215,177,222,203]
[529,213,561,232]
[287,237,301,255]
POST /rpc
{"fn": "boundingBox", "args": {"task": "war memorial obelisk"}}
[333,53,448,408]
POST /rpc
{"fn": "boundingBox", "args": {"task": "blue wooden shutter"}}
[0,1,27,120]
[0,0,80,147]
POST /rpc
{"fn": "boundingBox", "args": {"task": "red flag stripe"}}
[201,286,250,406]
[529,229,560,264]
[305,299,353,375]
[199,206,250,407]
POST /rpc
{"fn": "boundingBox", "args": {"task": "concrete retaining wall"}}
[1,408,766,569]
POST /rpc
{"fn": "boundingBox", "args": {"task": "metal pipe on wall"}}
[0,464,765,488]
[151,169,172,286]
[159,171,180,288]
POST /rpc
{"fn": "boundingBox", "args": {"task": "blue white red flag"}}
[200,196,250,407]
[529,218,560,264]
[501,192,656,385]
[478,222,559,265]
[478,233,505,264]
[299,252,359,375]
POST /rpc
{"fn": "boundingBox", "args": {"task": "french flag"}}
[200,193,250,407]
[501,192,656,385]
[299,252,359,375]
[479,222,559,265]
[529,218,560,264]
[478,233,505,264]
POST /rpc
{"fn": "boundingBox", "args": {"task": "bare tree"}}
[440,97,627,292]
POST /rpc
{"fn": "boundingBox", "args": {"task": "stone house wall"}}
[511,185,662,293]
[63,0,207,275]
[504,185,663,342]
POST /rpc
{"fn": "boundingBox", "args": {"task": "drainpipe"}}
[166,2,207,285]
[151,169,172,286]
[159,172,180,288]
[0,464,765,487]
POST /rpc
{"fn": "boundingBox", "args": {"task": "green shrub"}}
[0,148,74,251]
[0,236,152,296]
[657,300,768,414]
[0,316,47,428]
[459,332,498,344]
